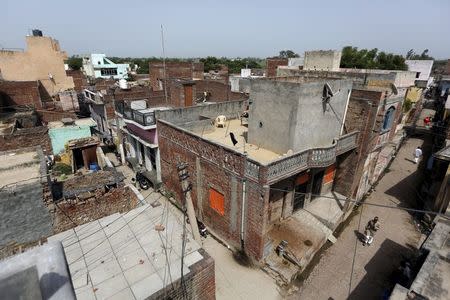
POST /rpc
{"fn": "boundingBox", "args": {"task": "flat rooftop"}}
[48,202,205,299]
[0,149,42,188]
[48,118,96,129]
[201,119,281,164]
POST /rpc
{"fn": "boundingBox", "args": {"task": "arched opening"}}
[382,106,396,131]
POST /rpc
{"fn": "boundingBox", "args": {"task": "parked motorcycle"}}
[136,171,150,190]
[186,218,208,238]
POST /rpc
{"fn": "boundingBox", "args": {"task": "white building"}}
[82,54,129,80]
[405,60,434,87]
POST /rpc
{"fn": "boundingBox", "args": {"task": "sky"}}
[2,0,450,59]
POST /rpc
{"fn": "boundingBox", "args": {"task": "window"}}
[416,72,421,79]
[209,188,224,215]
[382,107,396,131]
[100,68,118,76]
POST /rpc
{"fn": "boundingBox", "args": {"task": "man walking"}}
[414,146,423,164]
[363,216,380,246]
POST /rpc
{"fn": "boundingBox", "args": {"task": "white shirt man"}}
[414,147,423,164]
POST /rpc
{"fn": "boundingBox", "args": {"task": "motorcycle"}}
[136,171,151,190]
[186,218,208,238]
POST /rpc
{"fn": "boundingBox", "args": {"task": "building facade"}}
[0,32,74,97]
[82,54,129,80]
[157,79,359,262]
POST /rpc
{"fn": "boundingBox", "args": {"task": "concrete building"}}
[0,147,52,258]
[274,68,416,201]
[0,242,76,300]
[157,79,359,281]
[303,50,342,71]
[82,54,129,80]
[405,60,434,87]
[115,99,168,186]
[48,202,215,299]
[0,31,75,98]
[48,118,96,154]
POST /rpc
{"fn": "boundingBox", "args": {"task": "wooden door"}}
[184,85,193,107]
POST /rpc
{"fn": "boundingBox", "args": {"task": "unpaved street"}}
[293,137,425,300]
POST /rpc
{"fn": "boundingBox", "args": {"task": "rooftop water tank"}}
[32,29,43,37]
[119,79,129,90]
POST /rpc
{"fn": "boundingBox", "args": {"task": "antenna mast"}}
[161,25,168,105]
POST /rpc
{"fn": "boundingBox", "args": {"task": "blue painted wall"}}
[49,126,92,154]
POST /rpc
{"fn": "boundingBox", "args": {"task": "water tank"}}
[119,79,129,90]
[32,29,43,37]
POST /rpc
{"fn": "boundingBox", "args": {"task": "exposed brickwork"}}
[0,126,52,153]
[50,186,139,234]
[66,70,88,93]
[0,80,42,109]
[158,120,267,260]
[149,61,204,91]
[148,248,215,300]
[266,58,288,77]
[194,80,248,102]
[335,88,403,199]
[36,109,77,123]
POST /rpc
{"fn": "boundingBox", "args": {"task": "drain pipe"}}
[240,178,247,250]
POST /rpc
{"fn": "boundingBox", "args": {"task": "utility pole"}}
[110,87,125,165]
[177,162,202,243]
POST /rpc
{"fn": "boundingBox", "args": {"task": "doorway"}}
[311,170,324,200]
[293,182,308,211]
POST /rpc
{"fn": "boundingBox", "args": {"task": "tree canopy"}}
[340,46,407,71]
[278,50,299,58]
[66,56,82,70]
[406,49,434,60]
[200,56,262,73]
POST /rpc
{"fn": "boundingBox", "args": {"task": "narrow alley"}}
[291,137,427,300]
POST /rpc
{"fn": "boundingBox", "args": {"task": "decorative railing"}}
[245,159,260,180]
[262,131,359,183]
[115,102,156,126]
[336,131,359,154]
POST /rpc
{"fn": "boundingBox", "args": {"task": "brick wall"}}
[266,58,288,77]
[36,109,77,123]
[148,248,215,300]
[51,186,139,234]
[0,81,42,109]
[66,70,87,93]
[149,61,205,91]
[157,120,267,260]
[0,126,52,153]
[194,80,248,102]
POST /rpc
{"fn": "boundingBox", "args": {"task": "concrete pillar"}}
[155,148,162,182]
[144,147,153,171]
[282,186,294,219]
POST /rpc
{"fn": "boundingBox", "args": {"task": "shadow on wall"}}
[348,239,416,300]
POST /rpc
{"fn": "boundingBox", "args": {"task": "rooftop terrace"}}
[48,201,206,300]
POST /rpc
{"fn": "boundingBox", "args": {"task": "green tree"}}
[278,50,299,58]
[340,46,407,70]
[405,49,434,60]
[66,56,82,70]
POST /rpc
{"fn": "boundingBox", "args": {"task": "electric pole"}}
[177,162,202,243]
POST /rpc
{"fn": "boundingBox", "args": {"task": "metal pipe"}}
[240,179,247,249]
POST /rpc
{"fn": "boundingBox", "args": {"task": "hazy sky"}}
[2,0,450,59]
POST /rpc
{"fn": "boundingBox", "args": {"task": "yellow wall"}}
[0,36,74,97]
[405,87,423,103]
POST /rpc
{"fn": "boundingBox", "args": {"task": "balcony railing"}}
[115,102,156,126]
[261,131,359,183]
